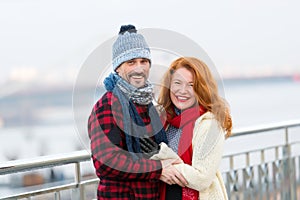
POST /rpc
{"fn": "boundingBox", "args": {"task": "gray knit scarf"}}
[103,73,168,159]
[116,75,153,105]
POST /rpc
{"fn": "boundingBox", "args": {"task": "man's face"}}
[116,58,150,88]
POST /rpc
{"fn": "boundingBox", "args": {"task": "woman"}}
[151,57,232,200]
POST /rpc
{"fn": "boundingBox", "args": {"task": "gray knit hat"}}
[112,25,151,71]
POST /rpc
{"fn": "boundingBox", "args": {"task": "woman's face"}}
[170,67,197,111]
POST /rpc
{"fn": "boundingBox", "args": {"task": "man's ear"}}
[115,66,121,74]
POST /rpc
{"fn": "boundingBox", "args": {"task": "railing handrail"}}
[1,119,300,199]
[0,150,91,175]
[1,119,300,176]
[231,119,300,136]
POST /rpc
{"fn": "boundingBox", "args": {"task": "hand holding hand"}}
[160,159,187,187]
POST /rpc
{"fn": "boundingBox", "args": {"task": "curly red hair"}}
[158,57,232,138]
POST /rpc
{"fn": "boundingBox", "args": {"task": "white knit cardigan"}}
[151,112,228,200]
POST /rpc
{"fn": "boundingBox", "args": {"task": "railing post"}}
[289,157,297,200]
[281,127,294,200]
[54,191,61,200]
[72,162,84,200]
[281,127,291,200]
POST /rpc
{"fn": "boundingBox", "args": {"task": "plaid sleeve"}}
[88,92,162,181]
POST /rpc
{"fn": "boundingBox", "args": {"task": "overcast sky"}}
[1,0,300,86]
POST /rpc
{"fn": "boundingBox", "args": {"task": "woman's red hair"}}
[158,57,232,138]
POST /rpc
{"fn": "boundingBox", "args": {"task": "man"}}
[88,24,187,199]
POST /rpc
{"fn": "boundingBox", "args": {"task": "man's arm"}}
[88,93,187,186]
[88,95,162,181]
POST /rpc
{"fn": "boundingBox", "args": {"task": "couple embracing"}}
[88,24,232,200]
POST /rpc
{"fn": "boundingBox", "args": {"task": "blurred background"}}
[0,0,300,196]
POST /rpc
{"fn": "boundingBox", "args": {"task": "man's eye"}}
[141,60,149,64]
[127,60,134,65]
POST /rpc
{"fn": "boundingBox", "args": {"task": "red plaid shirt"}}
[88,91,163,200]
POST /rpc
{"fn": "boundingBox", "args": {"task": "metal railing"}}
[0,151,98,200]
[1,119,300,200]
[222,119,300,200]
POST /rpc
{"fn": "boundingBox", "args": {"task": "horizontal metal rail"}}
[0,119,300,199]
[0,150,90,175]
[0,151,95,200]
[231,119,300,136]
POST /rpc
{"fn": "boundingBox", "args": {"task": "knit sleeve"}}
[88,93,162,181]
[173,113,225,192]
[150,142,181,160]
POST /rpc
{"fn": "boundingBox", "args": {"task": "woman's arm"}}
[174,115,225,192]
[150,142,181,160]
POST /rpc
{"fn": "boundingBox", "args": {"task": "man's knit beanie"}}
[112,24,151,71]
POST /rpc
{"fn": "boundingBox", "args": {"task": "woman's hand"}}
[160,159,187,187]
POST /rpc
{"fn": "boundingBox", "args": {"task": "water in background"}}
[0,78,299,162]
[224,78,300,128]
[0,78,300,197]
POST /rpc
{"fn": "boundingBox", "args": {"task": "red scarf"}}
[162,106,206,200]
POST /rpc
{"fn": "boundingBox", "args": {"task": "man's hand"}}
[160,159,188,187]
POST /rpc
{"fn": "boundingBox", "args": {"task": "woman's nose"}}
[178,85,187,93]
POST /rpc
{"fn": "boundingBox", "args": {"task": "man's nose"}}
[133,65,144,72]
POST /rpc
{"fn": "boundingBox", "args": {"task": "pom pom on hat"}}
[119,25,137,34]
[112,24,151,71]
